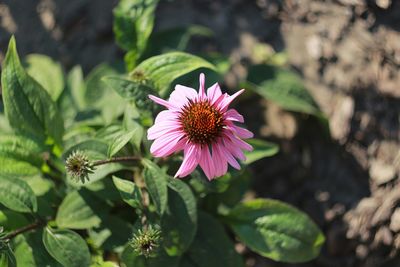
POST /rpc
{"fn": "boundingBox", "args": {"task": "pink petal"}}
[218,143,241,170]
[155,110,179,124]
[198,73,206,100]
[147,121,181,140]
[175,144,200,178]
[169,85,198,107]
[207,83,222,104]
[150,132,186,157]
[149,95,177,110]
[223,136,246,161]
[232,125,254,139]
[224,131,253,151]
[199,145,215,180]
[225,109,244,123]
[212,143,228,177]
[219,89,245,112]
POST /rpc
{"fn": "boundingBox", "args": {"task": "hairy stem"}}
[93,156,141,167]
[5,220,45,240]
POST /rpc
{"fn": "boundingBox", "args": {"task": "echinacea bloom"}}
[147,73,253,180]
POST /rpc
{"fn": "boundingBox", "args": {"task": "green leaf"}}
[1,37,64,146]
[182,212,244,267]
[121,245,180,267]
[0,210,29,230]
[56,190,103,229]
[142,159,168,215]
[107,129,137,157]
[43,227,91,267]
[25,54,64,101]
[247,64,323,117]
[84,64,125,124]
[102,75,156,112]
[113,0,158,62]
[0,157,41,178]
[145,25,213,56]
[0,134,45,168]
[67,65,86,110]
[84,64,120,106]
[162,178,197,256]
[123,104,145,149]
[0,244,16,267]
[0,176,37,213]
[112,176,142,209]
[14,231,62,267]
[226,198,325,263]
[134,52,216,96]
[91,262,119,267]
[243,139,279,165]
[88,214,133,252]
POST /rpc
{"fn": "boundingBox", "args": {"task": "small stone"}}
[390,208,400,232]
[376,0,391,9]
[330,96,354,142]
[369,160,396,185]
[374,226,393,246]
[356,244,369,259]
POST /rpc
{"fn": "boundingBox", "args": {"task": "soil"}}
[0,0,399,267]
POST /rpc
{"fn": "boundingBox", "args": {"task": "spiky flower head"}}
[65,150,94,183]
[129,225,162,258]
[147,73,253,180]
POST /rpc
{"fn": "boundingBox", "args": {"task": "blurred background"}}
[0,0,399,266]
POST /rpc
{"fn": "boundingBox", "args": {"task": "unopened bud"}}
[129,225,162,258]
[65,151,94,183]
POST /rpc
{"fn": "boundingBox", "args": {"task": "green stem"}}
[93,156,141,167]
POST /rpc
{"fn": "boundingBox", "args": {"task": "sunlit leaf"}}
[226,198,325,263]
[1,37,64,145]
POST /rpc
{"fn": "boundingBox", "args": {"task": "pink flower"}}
[147,73,253,180]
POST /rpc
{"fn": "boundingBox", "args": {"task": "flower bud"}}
[65,151,94,183]
[129,225,162,258]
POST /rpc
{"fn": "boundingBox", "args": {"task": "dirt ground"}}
[1,0,400,267]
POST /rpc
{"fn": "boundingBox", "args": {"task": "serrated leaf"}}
[112,176,142,209]
[181,212,244,267]
[1,37,64,146]
[226,198,325,263]
[25,54,64,101]
[43,227,91,267]
[142,159,168,215]
[162,178,197,256]
[0,176,37,213]
[243,139,279,165]
[107,129,136,157]
[134,52,216,96]
[56,190,103,229]
[247,64,323,117]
